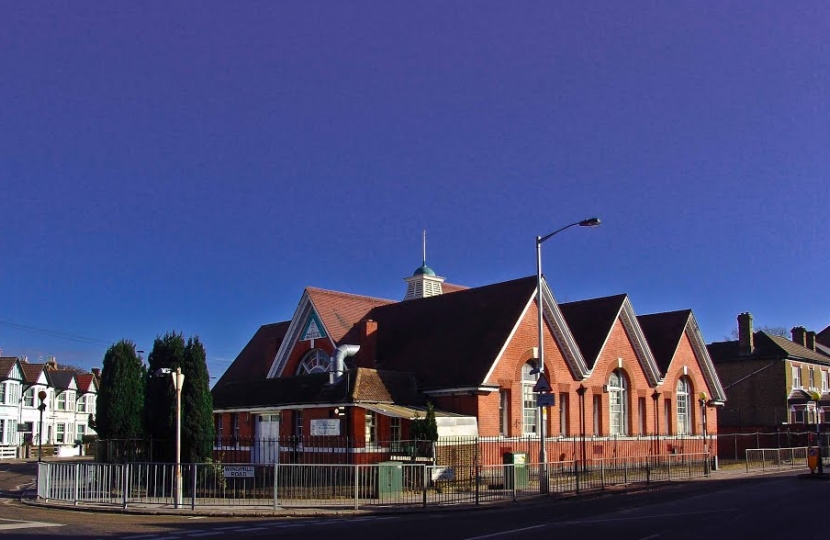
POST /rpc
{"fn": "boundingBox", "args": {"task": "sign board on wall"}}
[223,466,255,478]
[310,419,340,436]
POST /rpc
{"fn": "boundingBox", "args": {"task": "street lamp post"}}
[699,392,708,475]
[37,390,47,462]
[536,217,599,494]
[156,367,185,508]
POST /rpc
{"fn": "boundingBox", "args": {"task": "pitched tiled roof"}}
[637,310,692,374]
[365,276,538,390]
[441,283,469,294]
[559,294,627,369]
[213,321,291,393]
[20,363,46,384]
[307,288,395,343]
[213,368,425,410]
[0,357,19,379]
[817,324,830,347]
[49,370,76,390]
[708,332,830,367]
[76,374,97,393]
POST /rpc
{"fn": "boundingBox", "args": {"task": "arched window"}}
[295,349,331,375]
[608,369,629,436]
[522,361,538,435]
[676,376,692,435]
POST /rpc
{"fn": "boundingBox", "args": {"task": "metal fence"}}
[37,453,710,510]
[744,447,812,472]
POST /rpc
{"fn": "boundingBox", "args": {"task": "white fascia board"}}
[542,280,591,379]
[685,312,727,402]
[618,297,663,387]
[424,386,500,397]
[216,403,348,414]
[482,292,536,384]
[267,289,337,379]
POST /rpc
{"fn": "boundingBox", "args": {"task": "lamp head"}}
[579,217,601,227]
[38,390,47,402]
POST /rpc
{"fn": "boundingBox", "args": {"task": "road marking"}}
[638,534,661,540]
[214,526,245,530]
[0,518,65,531]
[235,527,266,532]
[189,533,223,537]
[466,524,546,539]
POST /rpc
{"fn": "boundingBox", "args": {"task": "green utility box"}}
[378,461,403,499]
[503,452,528,490]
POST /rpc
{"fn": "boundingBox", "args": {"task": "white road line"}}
[465,524,546,539]
[214,525,245,530]
[189,533,223,538]
[0,518,65,531]
[235,527,266,532]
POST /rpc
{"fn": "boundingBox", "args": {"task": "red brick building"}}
[212,264,725,465]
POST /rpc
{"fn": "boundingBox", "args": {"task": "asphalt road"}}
[0,466,824,539]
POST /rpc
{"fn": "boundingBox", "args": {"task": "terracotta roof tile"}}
[709,332,830,367]
[307,288,394,343]
[213,321,291,392]
[20,363,45,384]
[0,357,18,379]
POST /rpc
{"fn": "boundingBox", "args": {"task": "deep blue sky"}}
[2,2,828,380]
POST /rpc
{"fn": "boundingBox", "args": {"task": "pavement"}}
[1,457,813,518]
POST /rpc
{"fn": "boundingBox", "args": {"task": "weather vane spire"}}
[422,229,427,265]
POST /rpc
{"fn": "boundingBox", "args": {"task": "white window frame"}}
[521,362,538,435]
[390,417,401,450]
[56,392,67,411]
[793,366,802,389]
[365,411,377,445]
[498,390,509,437]
[609,369,629,436]
[0,383,5,405]
[56,423,66,444]
[77,395,87,413]
[676,377,692,435]
[23,387,34,408]
[823,371,829,393]
[559,393,569,436]
[77,424,86,441]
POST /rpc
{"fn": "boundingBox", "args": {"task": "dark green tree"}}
[145,332,186,461]
[181,336,214,462]
[412,402,439,442]
[144,332,214,463]
[96,340,145,439]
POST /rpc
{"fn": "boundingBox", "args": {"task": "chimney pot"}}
[806,331,817,352]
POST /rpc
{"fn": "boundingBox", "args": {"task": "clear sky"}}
[1,2,828,380]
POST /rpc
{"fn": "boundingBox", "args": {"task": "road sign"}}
[533,375,552,393]
[536,393,555,408]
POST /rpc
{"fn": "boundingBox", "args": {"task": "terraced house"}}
[708,312,830,431]
[0,356,98,459]
[213,262,725,467]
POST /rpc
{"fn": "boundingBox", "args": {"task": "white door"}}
[253,414,280,464]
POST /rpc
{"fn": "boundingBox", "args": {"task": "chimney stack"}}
[791,326,807,347]
[806,331,817,351]
[46,356,58,370]
[738,312,754,355]
[91,368,102,379]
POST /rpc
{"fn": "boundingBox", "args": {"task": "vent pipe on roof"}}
[328,344,360,385]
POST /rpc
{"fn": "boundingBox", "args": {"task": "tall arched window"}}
[522,361,538,435]
[295,349,331,375]
[608,369,629,436]
[676,376,692,435]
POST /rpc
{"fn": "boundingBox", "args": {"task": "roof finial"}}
[422,229,427,266]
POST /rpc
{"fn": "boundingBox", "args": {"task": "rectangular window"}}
[390,417,401,450]
[522,384,537,435]
[593,395,601,436]
[66,392,75,411]
[809,367,815,389]
[638,397,646,435]
[499,390,509,437]
[7,384,18,406]
[56,392,66,410]
[823,372,829,393]
[77,395,87,412]
[76,424,85,441]
[365,411,377,445]
[232,413,240,442]
[792,406,805,424]
[216,415,224,443]
[0,420,5,445]
[23,388,34,407]
[664,399,672,434]
[793,366,802,389]
[0,383,5,404]
[56,423,65,444]
[559,393,569,436]
[293,411,303,437]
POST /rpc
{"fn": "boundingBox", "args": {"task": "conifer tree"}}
[97,340,145,439]
[181,336,214,462]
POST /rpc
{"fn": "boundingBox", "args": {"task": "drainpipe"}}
[329,345,360,385]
